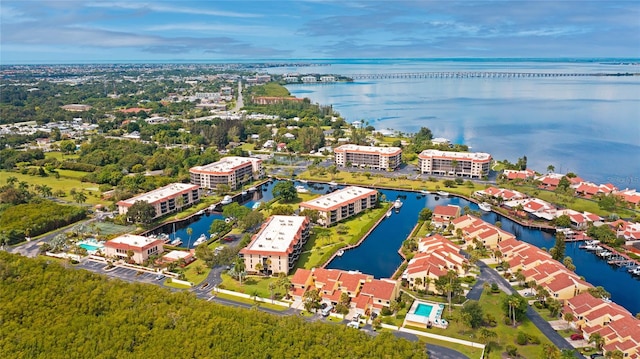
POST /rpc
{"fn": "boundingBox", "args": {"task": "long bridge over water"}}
[347,71,639,80]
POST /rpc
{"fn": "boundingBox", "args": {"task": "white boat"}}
[221,195,233,205]
[585,240,600,246]
[336,249,345,257]
[296,185,309,193]
[196,210,205,215]
[299,179,308,184]
[436,191,450,197]
[170,237,183,246]
[252,201,262,210]
[420,190,430,195]
[479,202,491,212]
[241,190,248,195]
[248,186,257,192]
[328,181,338,187]
[193,234,207,246]
[393,199,403,209]
[386,210,392,218]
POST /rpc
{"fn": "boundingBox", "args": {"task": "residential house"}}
[432,205,461,229]
[104,234,164,264]
[298,186,378,227]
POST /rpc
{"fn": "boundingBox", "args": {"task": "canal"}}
[158,180,640,314]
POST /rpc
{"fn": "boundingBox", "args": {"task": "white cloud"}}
[85,2,262,18]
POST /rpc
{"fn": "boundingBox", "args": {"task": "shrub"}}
[516,331,528,345]
[505,345,518,356]
[380,307,392,316]
[527,334,541,345]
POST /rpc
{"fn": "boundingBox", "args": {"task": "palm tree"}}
[414,277,423,289]
[234,258,246,285]
[6,176,18,186]
[255,262,263,274]
[589,332,604,351]
[560,349,576,359]
[186,227,193,247]
[563,312,575,327]
[264,258,272,275]
[268,281,276,303]
[277,273,291,299]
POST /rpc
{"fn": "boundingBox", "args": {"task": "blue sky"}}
[1,0,639,63]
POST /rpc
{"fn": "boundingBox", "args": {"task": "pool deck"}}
[405,300,448,328]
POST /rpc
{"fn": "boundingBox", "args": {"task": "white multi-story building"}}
[418,149,491,178]
[117,183,200,220]
[189,156,263,190]
[104,234,164,264]
[299,186,378,227]
[334,144,402,171]
[239,215,310,274]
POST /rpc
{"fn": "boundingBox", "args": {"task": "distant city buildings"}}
[298,186,378,227]
[117,183,200,220]
[334,144,402,171]
[239,215,310,274]
[189,156,263,190]
[418,149,491,178]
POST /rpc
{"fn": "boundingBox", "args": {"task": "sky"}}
[1,0,639,64]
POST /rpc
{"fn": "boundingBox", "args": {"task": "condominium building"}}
[239,215,310,275]
[418,149,491,178]
[104,234,164,264]
[117,183,200,220]
[299,186,378,227]
[334,144,402,171]
[189,156,263,190]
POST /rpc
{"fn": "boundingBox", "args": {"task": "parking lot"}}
[77,260,164,284]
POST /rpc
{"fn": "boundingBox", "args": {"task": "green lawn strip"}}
[407,329,485,359]
[181,259,211,285]
[44,151,80,161]
[213,292,288,311]
[219,273,284,299]
[55,169,91,180]
[164,280,192,289]
[530,303,558,321]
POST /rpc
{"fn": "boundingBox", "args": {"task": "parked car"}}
[570,333,584,340]
[321,304,333,317]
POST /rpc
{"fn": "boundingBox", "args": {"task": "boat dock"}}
[585,242,640,269]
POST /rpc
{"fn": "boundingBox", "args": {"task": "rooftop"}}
[300,186,377,211]
[418,149,491,161]
[120,183,198,205]
[334,144,402,155]
[107,234,161,249]
[245,215,307,253]
[190,156,260,174]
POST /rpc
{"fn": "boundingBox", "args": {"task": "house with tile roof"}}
[289,268,399,316]
[502,169,536,180]
[403,234,467,293]
[432,205,461,228]
[474,186,526,201]
[451,214,515,249]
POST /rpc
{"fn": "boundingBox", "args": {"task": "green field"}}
[0,171,107,206]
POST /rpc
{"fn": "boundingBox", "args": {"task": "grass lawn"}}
[219,273,286,299]
[416,335,484,359]
[214,292,288,311]
[295,203,390,270]
[414,291,553,359]
[164,279,192,289]
[44,151,80,161]
[181,259,211,285]
[0,170,107,206]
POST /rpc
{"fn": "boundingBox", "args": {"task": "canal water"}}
[161,180,640,314]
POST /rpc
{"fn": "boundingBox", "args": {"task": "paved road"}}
[7,218,96,257]
[393,331,470,359]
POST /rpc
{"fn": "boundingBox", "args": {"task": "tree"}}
[478,328,497,344]
[563,312,575,327]
[72,191,87,204]
[272,181,298,203]
[589,332,604,351]
[547,164,555,173]
[126,200,156,224]
[418,207,432,221]
[543,344,561,359]
[223,202,251,221]
[302,288,322,313]
[502,294,527,327]
[606,350,624,359]
[186,227,193,247]
[254,262,263,274]
[299,209,320,223]
[59,140,76,154]
[461,300,484,328]
[209,219,231,237]
[435,270,462,315]
[276,272,291,299]
[554,214,572,228]
[233,258,246,285]
[239,210,264,231]
[195,244,215,266]
[551,231,566,261]
[268,281,276,303]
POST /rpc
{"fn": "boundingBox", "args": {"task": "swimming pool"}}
[414,303,434,317]
[79,243,101,251]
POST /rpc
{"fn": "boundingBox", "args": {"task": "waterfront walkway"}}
[349,71,639,80]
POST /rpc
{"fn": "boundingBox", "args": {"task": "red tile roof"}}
[433,205,461,217]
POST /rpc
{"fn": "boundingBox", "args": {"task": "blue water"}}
[79,243,101,252]
[266,59,640,186]
[161,180,640,314]
[414,303,434,317]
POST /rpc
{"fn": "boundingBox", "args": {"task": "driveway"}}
[393,331,470,359]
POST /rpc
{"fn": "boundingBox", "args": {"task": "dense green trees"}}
[272,181,298,203]
[0,252,427,358]
[125,200,156,224]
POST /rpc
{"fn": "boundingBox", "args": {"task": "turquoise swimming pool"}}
[414,303,434,317]
[79,243,101,251]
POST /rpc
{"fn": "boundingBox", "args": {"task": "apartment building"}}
[104,234,164,264]
[299,186,378,227]
[239,215,310,275]
[418,149,491,178]
[189,156,262,190]
[334,144,402,171]
[117,183,200,220]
